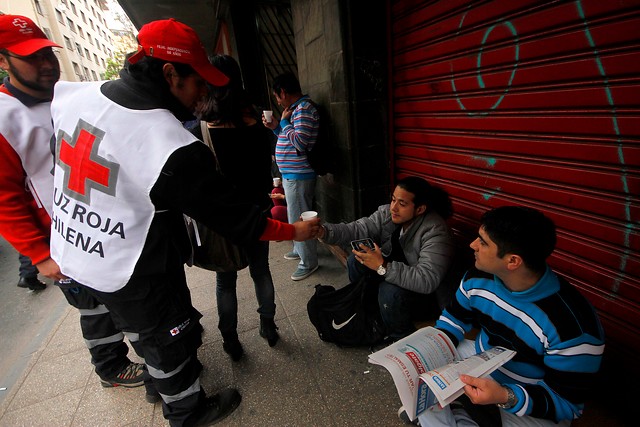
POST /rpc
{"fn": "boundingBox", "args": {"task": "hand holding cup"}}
[293,214,321,241]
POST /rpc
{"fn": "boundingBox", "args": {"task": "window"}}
[95,38,100,47]
[43,28,53,41]
[35,0,44,15]
[101,58,106,68]
[91,70,98,81]
[56,10,65,24]
[84,48,90,58]
[83,66,89,79]
[70,2,77,15]
[78,27,84,39]
[81,11,86,23]
[90,19,94,30]
[68,18,76,32]
[76,43,83,57]
[88,37,93,45]
[64,36,73,50]
[73,61,81,75]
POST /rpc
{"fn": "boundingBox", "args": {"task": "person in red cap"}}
[0,14,151,395]
[49,18,320,427]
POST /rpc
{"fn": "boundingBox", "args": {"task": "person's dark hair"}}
[123,55,196,92]
[481,206,556,273]
[195,54,258,126]
[271,71,301,96]
[396,176,453,220]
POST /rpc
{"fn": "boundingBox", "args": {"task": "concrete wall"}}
[292,0,390,223]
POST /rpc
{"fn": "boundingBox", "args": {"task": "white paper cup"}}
[263,110,273,123]
[273,177,281,187]
[300,210,318,221]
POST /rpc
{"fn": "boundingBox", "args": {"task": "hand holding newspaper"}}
[368,326,515,422]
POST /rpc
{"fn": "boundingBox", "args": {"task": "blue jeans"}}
[283,176,318,271]
[348,254,436,340]
[216,239,276,339]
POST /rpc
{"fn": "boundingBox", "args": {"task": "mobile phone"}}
[350,238,375,252]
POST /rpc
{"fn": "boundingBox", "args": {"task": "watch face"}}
[377,266,386,275]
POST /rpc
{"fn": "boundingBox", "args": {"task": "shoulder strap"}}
[200,120,221,172]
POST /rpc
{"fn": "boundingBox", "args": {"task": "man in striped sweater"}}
[263,72,320,281]
[414,206,604,426]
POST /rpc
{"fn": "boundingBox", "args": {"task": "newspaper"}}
[368,326,515,421]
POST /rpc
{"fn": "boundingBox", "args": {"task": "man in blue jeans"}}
[263,72,319,281]
[317,177,455,339]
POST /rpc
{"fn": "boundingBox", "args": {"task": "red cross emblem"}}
[56,119,119,204]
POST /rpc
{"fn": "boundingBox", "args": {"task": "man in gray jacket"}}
[318,176,455,340]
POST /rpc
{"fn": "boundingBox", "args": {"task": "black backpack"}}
[307,276,386,347]
[297,101,333,176]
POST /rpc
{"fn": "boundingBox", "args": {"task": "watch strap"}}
[496,386,517,409]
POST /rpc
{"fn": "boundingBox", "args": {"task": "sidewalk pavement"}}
[0,241,406,426]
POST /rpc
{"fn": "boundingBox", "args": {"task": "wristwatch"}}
[376,264,386,276]
[496,386,517,409]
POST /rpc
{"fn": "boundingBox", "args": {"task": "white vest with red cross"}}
[0,92,55,216]
[50,81,197,292]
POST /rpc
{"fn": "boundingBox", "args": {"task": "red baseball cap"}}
[128,18,229,87]
[0,15,62,56]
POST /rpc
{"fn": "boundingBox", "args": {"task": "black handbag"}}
[183,122,248,272]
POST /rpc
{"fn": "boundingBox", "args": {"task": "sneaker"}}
[17,276,46,291]
[283,251,300,260]
[222,338,244,362]
[259,316,280,347]
[398,406,420,425]
[291,265,318,281]
[100,362,145,388]
[184,388,242,427]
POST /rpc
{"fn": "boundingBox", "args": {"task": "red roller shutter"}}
[389,0,640,355]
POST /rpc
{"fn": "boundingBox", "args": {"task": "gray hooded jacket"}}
[321,204,455,295]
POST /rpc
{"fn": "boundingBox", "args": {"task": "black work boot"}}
[17,276,46,291]
[183,388,242,427]
[259,316,279,347]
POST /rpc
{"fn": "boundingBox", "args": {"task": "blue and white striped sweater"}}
[273,95,319,179]
[436,267,604,422]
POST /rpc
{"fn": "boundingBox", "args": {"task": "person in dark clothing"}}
[190,54,281,361]
[49,19,320,427]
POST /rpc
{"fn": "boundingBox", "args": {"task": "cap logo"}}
[12,18,34,35]
[168,46,190,57]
